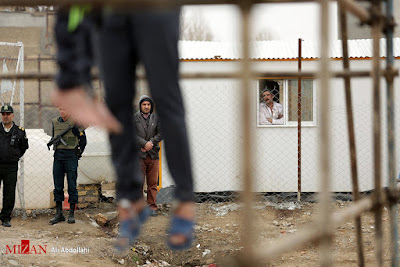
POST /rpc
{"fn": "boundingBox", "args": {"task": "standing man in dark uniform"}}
[135,95,163,216]
[0,105,29,227]
[49,107,86,225]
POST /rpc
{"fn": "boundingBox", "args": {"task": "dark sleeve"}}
[72,126,87,153]
[134,114,148,147]
[19,130,29,156]
[55,11,93,90]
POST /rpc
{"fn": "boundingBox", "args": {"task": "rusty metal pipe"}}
[297,38,302,202]
[238,2,256,263]
[253,196,374,262]
[370,0,384,265]
[0,70,381,81]
[338,1,365,265]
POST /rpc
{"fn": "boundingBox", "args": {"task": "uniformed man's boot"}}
[49,201,65,225]
[68,203,76,224]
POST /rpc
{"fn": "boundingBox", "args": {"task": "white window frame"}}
[257,79,318,128]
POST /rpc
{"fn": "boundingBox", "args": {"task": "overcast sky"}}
[183,3,338,42]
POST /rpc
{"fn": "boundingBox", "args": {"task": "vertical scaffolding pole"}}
[319,0,332,265]
[239,2,257,265]
[371,0,384,265]
[384,0,398,265]
[338,2,365,266]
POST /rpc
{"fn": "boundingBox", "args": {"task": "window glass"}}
[288,80,313,122]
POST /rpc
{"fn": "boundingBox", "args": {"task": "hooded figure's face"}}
[140,101,152,114]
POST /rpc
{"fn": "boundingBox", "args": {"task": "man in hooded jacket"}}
[135,95,162,216]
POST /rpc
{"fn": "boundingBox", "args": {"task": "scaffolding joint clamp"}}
[383,67,398,83]
[383,17,396,34]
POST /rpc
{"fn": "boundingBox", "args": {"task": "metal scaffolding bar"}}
[384,0,399,265]
[238,2,257,264]
[371,0,384,265]
[0,0,371,23]
[0,0,397,266]
[318,0,332,265]
[338,1,365,266]
[0,70,385,81]
[254,196,374,262]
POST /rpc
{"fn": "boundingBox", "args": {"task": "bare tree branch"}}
[180,11,214,41]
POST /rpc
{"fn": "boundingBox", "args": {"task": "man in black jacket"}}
[135,95,163,216]
[0,105,29,227]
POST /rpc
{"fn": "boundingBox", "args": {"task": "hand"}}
[267,118,272,123]
[75,147,82,159]
[144,141,153,151]
[140,148,146,153]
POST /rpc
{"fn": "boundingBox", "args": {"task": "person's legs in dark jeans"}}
[133,9,194,203]
[95,10,195,248]
[132,9,195,247]
[95,15,143,203]
[66,159,78,204]
[53,159,66,202]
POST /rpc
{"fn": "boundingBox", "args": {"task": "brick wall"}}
[77,184,101,209]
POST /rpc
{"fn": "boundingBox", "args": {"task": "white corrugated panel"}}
[179,38,400,60]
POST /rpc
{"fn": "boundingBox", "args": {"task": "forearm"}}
[259,113,271,125]
[150,132,162,144]
[272,117,284,125]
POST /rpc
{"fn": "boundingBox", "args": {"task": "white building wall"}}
[3,58,397,210]
[162,59,400,192]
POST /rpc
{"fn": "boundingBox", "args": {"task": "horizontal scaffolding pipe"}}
[253,196,374,263]
[0,70,392,81]
[0,0,329,6]
[0,0,370,23]
[341,0,370,24]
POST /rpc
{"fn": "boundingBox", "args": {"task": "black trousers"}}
[0,163,18,222]
[53,158,79,203]
[93,9,194,202]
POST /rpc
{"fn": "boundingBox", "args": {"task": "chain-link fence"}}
[0,46,398,212]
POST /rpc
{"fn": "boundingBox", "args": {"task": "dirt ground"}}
[0,200,395,267]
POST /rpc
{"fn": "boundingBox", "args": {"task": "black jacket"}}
[0,123,29,164]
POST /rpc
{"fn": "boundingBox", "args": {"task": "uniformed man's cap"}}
[1,105,14,113]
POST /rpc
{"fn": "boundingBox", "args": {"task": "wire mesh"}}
[0,1,397,264]
[0,56,398,210]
